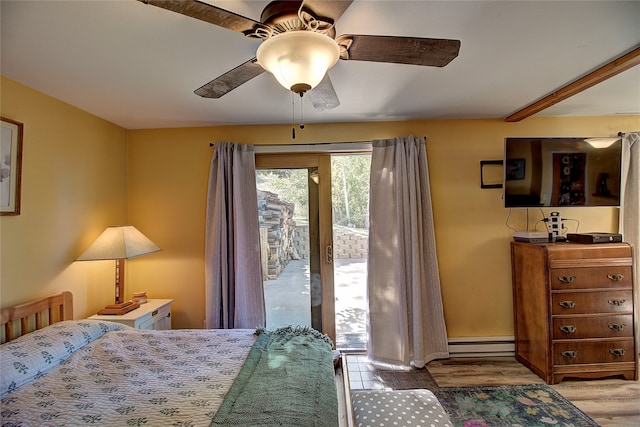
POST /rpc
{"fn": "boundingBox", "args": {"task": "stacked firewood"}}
[257,190,298,280]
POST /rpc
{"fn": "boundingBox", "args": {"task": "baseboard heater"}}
[448,336,515,358]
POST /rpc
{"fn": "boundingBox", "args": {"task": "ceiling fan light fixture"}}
[257,31,340,94]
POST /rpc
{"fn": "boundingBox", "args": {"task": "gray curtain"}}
[205,142,265,329]
[620,132,639,317]
[367,135,449,368]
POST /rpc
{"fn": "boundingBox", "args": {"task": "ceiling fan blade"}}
[299,0,354,25]
[308,74,340,111]
[195,58,265,98]
[139,0,261,34]
[337,35,461,67]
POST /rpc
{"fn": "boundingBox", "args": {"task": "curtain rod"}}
[209,140,372,147]
[208,136,427,147]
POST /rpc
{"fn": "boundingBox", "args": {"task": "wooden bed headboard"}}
[0,291,73,344]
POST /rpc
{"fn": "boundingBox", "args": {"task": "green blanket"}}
[210,326,339,427]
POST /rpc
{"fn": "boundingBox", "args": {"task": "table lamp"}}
[77,225,161,315]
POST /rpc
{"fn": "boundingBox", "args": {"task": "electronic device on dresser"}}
[511,241,637,384]
[567,233,623,244]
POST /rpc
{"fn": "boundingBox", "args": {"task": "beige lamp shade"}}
[77,225,161,306]
[77,225,161,261]
[257,31,340,94]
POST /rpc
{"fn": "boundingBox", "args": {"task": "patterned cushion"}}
[352,389,452,427]
[0,320,126,395]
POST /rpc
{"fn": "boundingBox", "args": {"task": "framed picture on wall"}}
[1,117,24,215]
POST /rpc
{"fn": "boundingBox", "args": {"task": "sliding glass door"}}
[255,154,335,344]
[331,154,371,350]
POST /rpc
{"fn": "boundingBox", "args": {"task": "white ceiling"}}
[1,0,639,130]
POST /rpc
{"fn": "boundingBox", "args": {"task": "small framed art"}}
[1,117,24,215]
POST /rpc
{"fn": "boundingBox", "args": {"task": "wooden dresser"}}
[511,241,637,384]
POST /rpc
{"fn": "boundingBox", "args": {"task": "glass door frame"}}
[255,153,336,345]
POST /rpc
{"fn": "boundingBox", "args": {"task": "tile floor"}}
[345,353,439,391]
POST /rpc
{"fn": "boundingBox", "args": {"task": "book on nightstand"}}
[97,301,140,315]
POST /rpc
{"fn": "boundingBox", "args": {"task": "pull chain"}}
[291,91,296,139]
[290,91,307,139]
[299,93,305,131]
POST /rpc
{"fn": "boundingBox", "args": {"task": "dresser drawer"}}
[137,303,171,330]
[554,339,635,365]
[550,266,632,290]
[553,314,633,339]
[552,290,633,315]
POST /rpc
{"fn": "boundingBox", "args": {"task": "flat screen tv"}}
[503,137,622,208]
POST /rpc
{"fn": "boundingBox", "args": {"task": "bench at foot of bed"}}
[351,389,452,427]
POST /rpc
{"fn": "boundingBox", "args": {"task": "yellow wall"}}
[127,116,639,335]
[0,77,128,317]
[2,75,639,338]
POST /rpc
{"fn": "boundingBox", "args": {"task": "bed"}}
[1,292,339,426]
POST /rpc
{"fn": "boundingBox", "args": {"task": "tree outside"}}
[256,168,309,221]
[331,155,371,229]
[255,155,371,229]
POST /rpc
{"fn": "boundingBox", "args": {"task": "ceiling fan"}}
[138,0,461,111]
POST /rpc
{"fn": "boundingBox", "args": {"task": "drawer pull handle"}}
[152,309,159,317]
[559,325,576,333]
[608,299,626,306]
[557,276,576,284]
[608,324,626,332]
[610,348,626,357]
[607,274,624,282]
[558,301,576,309]
[561,351,578,359]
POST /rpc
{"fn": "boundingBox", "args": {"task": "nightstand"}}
[89,299,173,330]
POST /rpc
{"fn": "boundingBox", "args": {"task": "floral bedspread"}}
[1,320,255,426]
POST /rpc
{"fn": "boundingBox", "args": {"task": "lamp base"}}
[97,301,140,315]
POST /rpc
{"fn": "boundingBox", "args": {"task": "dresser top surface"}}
[512,241,632,259]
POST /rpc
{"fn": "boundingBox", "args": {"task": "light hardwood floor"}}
[427,357,640,427]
